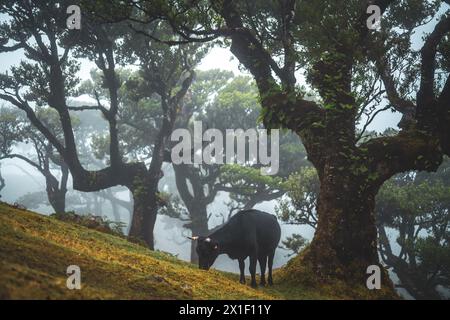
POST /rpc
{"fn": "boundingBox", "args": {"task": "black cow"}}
[189,209,281,287]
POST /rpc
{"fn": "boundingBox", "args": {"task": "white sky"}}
[197,47,243,75]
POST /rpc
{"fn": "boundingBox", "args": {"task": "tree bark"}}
[129,190,158,249]
[128,171,159,249]
[303,163,379,281]
[133,159,169,249]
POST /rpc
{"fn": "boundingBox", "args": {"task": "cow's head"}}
[188,236,219,270]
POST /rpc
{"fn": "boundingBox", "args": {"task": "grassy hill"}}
[0,202,397,300]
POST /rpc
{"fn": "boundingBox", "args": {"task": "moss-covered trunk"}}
[303,159,380,282]
[128,174,159,250]
[129,188,159,249]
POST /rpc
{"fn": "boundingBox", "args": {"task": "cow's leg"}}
[249,255,257,288]
[258,255,267,286]
[238,259,245,284]
[268,250,275,286]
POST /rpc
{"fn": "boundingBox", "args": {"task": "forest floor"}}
[0,202,397,299]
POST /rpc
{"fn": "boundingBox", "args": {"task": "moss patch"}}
[273,248,399,300]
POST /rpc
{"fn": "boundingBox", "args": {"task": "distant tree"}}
[0,105,18,199]
[198,76,306,213]
[276,166,319,229]
[170,69,234,262]
[276,166,318,256]
[376,161,450,299]
[0,2,205,248]
[218,131,307,214]
[0,102,130,220]
[0,165,5,197]
[170,73,307,262]
[0,107,70,212]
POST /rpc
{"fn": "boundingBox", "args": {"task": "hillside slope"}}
[0,202,397,299]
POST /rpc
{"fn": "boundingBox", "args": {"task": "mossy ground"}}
[0,202,398,300]
[271,248,398,300]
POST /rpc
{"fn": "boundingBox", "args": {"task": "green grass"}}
[0,202,398,300]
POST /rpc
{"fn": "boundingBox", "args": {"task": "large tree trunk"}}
[303,161,380,282]
[129,184,159,249]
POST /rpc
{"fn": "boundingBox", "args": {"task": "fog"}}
[0,163,313,272]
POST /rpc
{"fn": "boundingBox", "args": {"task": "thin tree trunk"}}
[45,168,68,213]
[110,198,120,222]
[93,195,101,216]
[0,167,5,195]
[188,204,209,264]
[48,190,67,213]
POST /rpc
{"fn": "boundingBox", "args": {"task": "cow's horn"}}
[187,236,199,240]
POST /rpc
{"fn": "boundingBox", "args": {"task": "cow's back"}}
[234,209,281,254]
